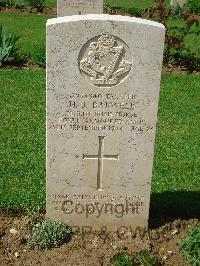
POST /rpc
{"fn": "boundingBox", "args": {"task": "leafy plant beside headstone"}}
[180,224,200,266]
[136,250,161,266]
[0,24,20,66]
[111,251,160,266]
[112,252,133,266]
[146,0,200,72]
[164,16,200,72]
[28,220,72,250]
[104,4,143,17]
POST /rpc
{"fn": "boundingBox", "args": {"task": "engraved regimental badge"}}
[79,34,132,88]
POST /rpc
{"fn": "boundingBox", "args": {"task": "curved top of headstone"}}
[47,14,165,30]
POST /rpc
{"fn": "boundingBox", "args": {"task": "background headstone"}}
[57,0,103,17]
[170,0,187,7]
[46,15,165,230]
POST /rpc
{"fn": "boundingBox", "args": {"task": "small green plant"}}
[147,0,200,72]
[104,5,143,17]
[28,220,71,250]
[0,24,20,66]
[137,251,160,266]
[112,252,133,266]
[180,224,200,266]
[11,52,30,65]
[26,206,40,226]
[26,0,46,12]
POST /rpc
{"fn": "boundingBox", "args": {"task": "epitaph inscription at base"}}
[46,15,165,230]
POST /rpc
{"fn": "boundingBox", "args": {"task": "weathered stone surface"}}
[46,15,165,231]
[170,0,187,7]
[57,0,103,17]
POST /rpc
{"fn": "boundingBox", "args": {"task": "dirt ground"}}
[0,209,199,266]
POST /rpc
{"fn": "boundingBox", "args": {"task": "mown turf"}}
[104,0,157,9]
[0,69,200,216]
[2,0,171,10]
[0,13,52,61]
[1,8,199,64]
[12,0,164,9]
[151,73,200,218]
[0,69,46,212]
[153,73,200,193]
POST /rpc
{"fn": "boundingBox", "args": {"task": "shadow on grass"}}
[149,191,200,228]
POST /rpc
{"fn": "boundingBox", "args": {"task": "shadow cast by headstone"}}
[149,191,200,229]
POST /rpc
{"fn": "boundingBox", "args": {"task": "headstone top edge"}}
[47,14,165,30]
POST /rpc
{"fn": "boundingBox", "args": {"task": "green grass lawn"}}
[104,0,157,9]
[11,0,170,9]
[0,13,53,62]
[0,69,199,216]
[151,73,200,218]
[0,2,199,218]
[1,7,199,65]
[0,69,46,212]
[154,73,200,193]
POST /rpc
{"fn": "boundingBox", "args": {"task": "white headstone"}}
[46,15,165,231]
[170,0,187,7]
[57,0,103,17]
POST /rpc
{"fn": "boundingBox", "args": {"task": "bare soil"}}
[0,209,199,266]
[2,61,43,70]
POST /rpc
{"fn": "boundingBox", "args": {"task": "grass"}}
[151,73,200,218]
[0,69,200,214]
[0,1,199,216]
[0,13,53,61]
[0,69,46,211]
[0,9,199,65]
[104,0,157,10]
[153,73,200,193]
[11,0,170,9]
[180,224,200,265]
[7,0,173,9]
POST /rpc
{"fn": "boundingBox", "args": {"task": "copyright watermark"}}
[61,199,142,218]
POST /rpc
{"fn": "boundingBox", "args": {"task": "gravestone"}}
[170,0,187,7]
[57,0,103,17]
[46,15,165,231]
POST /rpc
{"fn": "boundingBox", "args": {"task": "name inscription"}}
[64,0,100,8]
[49,93,154,133]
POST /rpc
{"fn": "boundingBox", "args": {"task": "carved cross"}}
[83,136,119,190]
